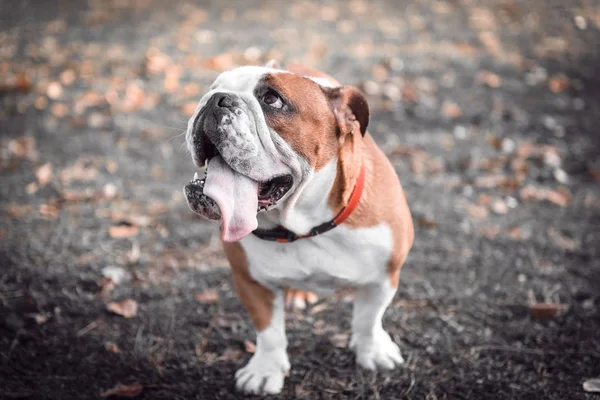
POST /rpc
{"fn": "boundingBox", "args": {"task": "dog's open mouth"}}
[184,139,293,242]
[185,170,293,212]
[257,174,294,209]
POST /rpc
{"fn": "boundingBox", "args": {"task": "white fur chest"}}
[239,223,393,295]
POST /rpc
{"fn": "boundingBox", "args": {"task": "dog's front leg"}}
[223,242,290,395]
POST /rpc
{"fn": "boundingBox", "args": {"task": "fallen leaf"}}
[529,303,569,319]
[309,303,329,315]
[35,163,53,186]
[195,289,220,304]
[371,64,388,82]
[490,199,508,215]
[34,95,50,110]
[126,242,141,265]
[51,102,68,118]
[470,7,497,30]
[60,69,76,86]
[26,182,38,194]
[479,224,501,239]
[467,204,489,220]
[6,203,32,218]
[100,382,143,398]
[8,137,36,159]
[583,194,600,209]
[218,348,243,361]
[0,73,31,93]
[476,70,502,88]
[103,183,118,199]
[197,351,218,364]
[507,226,528,240]
[59,158,98,184]
[479,31,502,57]
[106,299,138,318]
[305,291,318,305]
[39,204,59,218]
[330,333,349,348]
[210,313,242,329]
[104,342,120,353]
[510,157,529,177]
[409,154,444,177]
[202,52,236,72]
[478,194,492,206]
[548,74,569,93]
[442,102,462,118]
[401,82,419,103]
[147,201,169,215]
[102,266,130,285]
[181,102,198,116]
[182,82,201,97]
[34,313,49,324]
[587,160,600,182]
[520,185,571,207]
[417,216,438,229]
[106,160,118,174]
[76,252,98,265]
[145,47,170,74]
[109,223,139,238]
[583,379,600,393]
[163,66,181,93]
[547,228,578,250]
[542,147,561,168]
[62,188,97,202]
[320,5,339,21]
[244,340,256,354]
[123,83,145,111]
[295,383,312,398]
[98,277,116,298]
[46,81,63,99]
[514,142,562,165]
[107,213,153,227]
[88,112,106,128]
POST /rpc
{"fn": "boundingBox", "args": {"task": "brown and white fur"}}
[185,62,414,395]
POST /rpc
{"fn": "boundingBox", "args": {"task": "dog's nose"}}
[215,93,238,108]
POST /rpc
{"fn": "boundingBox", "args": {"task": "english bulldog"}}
[184,60,414,395]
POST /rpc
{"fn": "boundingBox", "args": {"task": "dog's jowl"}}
[184,61,414,395]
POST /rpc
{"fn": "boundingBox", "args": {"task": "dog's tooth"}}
[194,172,199,181]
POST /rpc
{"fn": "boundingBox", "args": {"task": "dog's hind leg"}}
[349,280,404,370]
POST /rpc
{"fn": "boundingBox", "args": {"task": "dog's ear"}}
[264,59,281,69]
[326,86,369,137]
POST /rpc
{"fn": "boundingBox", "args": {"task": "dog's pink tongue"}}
[203,156,259,242]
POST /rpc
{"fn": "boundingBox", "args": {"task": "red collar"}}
[252,163,366,243]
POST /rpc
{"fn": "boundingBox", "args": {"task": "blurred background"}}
[1,0,599,399]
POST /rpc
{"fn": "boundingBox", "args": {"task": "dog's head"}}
[184,62,369,242]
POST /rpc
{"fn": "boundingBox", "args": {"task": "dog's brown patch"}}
[265,65,413,287]
[330,134,414,288]
[261,73,338,170]
[223,241,274,331]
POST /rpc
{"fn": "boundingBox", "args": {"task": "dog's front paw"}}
[235,351,290,395]
[350,330,404,370]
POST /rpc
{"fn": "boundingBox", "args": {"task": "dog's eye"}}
[262,90,284,109]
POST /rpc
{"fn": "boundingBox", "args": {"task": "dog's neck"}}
[256,134,364,236]
[255,160,336,235]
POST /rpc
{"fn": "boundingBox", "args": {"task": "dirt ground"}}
[1,0,600,399]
